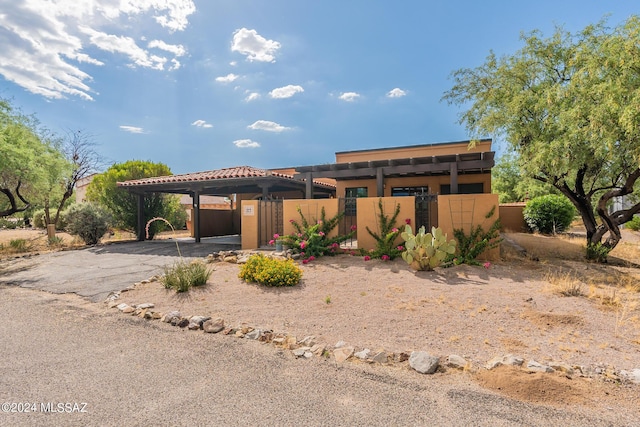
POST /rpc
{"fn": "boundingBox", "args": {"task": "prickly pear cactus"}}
[400,225,456,271]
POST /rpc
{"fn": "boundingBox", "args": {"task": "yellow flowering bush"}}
[238,254,302,287]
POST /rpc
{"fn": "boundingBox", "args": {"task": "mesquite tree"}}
[443,17,640,259]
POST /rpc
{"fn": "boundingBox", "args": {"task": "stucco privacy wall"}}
[241,200,259,250]
[283,199,340,238]
[499,203,528,232]
[437,194,501,260]
[356,197,415,251]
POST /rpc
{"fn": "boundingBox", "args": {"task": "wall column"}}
[376,168,384,197]
[305,172,314,199]
[136,193,145,241]
[192,190,201,243]
[450,161,459,194]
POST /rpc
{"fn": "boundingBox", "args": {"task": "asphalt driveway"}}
[0,237,240,302]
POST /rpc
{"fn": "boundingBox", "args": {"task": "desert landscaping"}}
[3,227,639,417]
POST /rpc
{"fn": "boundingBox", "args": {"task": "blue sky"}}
[0,1,637,175]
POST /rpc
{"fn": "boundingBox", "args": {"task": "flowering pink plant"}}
[483,262,491,269]
[405,218,411,225]
[381,254,390,261]
[363,255,371,261]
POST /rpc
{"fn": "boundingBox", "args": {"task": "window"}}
[345,187,368,198]
[391,186,429,196]
[440,183,484,195]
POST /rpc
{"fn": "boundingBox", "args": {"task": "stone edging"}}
[104,251,640,386]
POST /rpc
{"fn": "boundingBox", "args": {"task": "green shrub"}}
[586,242,612,263]
[453,206,502,265]
[63,203,111,245]
[161,260,212,292]
[31,209,67,230]
[523,195,576,234]
[365,199,405,260]
[238,254,302,287]
[33,209,46,229]
[9,239,30,253]
[626,216,640,231]
[48,236,64,247]
[0,218,23,229]
[400,226,457,271]
[279,206,354,262]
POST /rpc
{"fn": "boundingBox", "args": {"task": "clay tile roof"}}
[117,165,334,188]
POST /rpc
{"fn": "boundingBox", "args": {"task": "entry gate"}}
[414,194,438,231]
[258,200,283,248]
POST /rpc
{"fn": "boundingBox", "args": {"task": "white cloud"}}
[248,120,291,132]
[234,139,260,148]
[120,125,146,134]
[339,92,360,102]
[269,85,304,99]
[0,0,195,100]
[245,92,260,102]
[215,73,238,83]
[387,88,407,98]
[231,28,280,62]
[148,39,186,57]
[191,120,212,128]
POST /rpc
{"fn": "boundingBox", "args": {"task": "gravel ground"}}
[1,285,638,427]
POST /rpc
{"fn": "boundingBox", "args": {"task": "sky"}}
[0,1,638,175]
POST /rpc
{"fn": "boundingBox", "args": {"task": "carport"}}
[117,166,335,243]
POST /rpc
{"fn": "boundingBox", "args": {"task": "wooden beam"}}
[305,172,314,199]
[450,162,459,194]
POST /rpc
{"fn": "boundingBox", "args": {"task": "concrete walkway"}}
[0,236,240,302]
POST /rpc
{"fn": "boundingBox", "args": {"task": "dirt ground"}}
[2,227,640,413]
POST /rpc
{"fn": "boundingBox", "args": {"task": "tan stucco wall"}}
[499,203,528,232]
[356,197,415,251]
[437,194,500,260]
[282,199,340,237]
[335,140,492,163]
[241,200,259,250]
[335,173,492,198]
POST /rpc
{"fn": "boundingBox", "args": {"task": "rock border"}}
[104,250,640,386]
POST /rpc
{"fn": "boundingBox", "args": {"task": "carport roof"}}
[117,165,335,195]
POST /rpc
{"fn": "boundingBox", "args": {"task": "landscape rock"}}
[299,336,316,347]
[203,318,225,333]
[176,318,190,328]
[223,255,237,263]
[549,362,575,375]
[162,311,181,323]
[188,322,201,330]
[371,352,388,364]
[334,341,347,349]
[445,354,468,370]
[293,347,311,358]
[409,351,439,374]
[236,254,251,264]
[136,303,154,309]
[245,329,262,340]
[485,354,524,370]
[620,369,640,384]
[107,301,119,309]
[310,344,326,356]
[189,316,211,327]
[334,346,354,363]
[121,306,135,314]
[526,360,555,373]
[354,349,371,360]
[116,303,130,311]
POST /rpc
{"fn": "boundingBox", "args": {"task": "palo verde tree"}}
[86,160,186,239]
[443,16,640,259]
[0,98,64,218]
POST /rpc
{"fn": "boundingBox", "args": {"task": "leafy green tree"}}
[0,98,65,218]
[444,16,640,259]
[492,152,556,203]
[86,160,186,239]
